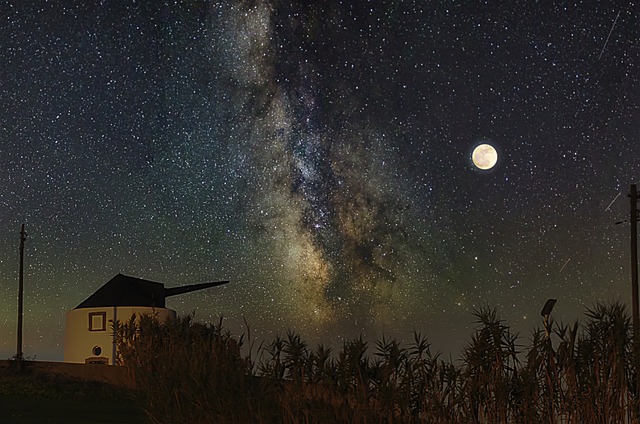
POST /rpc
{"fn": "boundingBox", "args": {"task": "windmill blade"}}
[165,281,230,298]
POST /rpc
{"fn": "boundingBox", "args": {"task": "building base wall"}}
[63,306,176,365]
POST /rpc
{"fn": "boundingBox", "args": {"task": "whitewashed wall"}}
[63,306,176,365]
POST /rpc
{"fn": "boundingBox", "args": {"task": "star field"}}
[0,1,638,360]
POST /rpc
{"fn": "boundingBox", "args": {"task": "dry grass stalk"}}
[115,301,638,423]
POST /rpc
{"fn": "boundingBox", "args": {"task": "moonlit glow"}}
[472,144,498,170]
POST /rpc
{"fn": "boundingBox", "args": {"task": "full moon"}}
[472,144,498,170]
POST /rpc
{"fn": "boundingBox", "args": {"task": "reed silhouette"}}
[115,302,640,423]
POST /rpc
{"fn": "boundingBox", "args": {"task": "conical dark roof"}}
[74,274,230,309]
[75,274,166,309]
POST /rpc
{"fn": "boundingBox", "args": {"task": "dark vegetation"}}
[116,302,640,423]
[0,361,145,424]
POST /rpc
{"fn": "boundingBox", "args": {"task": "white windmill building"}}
[63,273,228,365]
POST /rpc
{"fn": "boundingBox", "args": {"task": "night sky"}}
[1,1,638,361]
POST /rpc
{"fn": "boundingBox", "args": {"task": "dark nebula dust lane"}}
[214,2,432,338]
[0,1,638,359]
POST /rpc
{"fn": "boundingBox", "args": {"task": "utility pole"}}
[630,185,640,402]
[631,186,639,348]
[16,224,26,360]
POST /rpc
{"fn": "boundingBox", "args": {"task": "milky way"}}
[0,1,638,359]
[216,2,431,338]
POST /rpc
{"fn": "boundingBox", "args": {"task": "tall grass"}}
[116,302,640,423]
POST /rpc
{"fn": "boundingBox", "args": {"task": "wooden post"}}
[631,185,639,403]
[16,224,26,360]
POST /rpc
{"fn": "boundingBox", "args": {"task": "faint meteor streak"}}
[598,10,620,61]
[605,192,621,211]
[559,258,571,273]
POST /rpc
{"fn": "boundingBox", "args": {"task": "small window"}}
[92,345,102,356]
[88,312,107,331]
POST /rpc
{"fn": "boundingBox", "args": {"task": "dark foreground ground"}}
[0,361,147,424]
